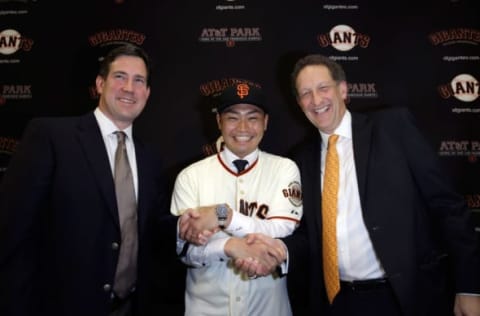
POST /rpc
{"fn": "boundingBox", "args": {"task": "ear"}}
[338,81,348,100]
[295,95,301,106]
[95,75,104,94]
[264,114,269,131]
[216,113,222,130]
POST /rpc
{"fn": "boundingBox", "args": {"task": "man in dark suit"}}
[0,44,179,316]
[234,54,480,315]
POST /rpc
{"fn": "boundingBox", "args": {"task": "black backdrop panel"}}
[1,1,479,220]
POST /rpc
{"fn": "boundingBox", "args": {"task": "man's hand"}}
[454,294,480,316]
[178,207,219,245]
[226,233,287,277]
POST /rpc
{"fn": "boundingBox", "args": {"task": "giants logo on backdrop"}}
[215,0,246,11]
[87,29,147,99]
[429,28,480,63]
[0,84,32,106]
[438,139,480,163]
[88,29,146,47]
[0,29,34,63]
[438,74,480,113]
[429,28,480,46]
[198,27,262,47]
[0,136,19,180]
[317,24,370,61]
[200,78,261,156]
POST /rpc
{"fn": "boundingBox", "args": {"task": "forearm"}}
[178,233,229,268]
[225,213,296,238]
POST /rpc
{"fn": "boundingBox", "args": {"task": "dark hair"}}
[290,54,346,97]
[98,43,152,86]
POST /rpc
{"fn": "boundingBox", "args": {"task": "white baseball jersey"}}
[171,149,302,316]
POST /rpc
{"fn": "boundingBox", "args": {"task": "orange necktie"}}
[322,134,340,304]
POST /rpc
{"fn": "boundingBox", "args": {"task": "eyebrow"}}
[224,107,263,115]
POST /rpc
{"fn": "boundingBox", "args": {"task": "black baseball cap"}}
[216,83,267,113]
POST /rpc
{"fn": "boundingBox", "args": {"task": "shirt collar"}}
[94,107,133,140]
[319,110,352,148]
[221,146,259,168]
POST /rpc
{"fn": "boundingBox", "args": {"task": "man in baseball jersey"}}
[170,82,303,316]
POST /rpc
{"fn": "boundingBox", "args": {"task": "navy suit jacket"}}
[0,112,180,316]
[284,107,480,316]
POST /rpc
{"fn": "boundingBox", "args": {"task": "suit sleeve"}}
[0,119,54,314]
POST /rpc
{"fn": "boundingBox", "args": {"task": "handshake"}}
[178,205,288,278]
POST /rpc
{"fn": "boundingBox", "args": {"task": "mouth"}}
[234,135,252,142]
[118,97,135,104]
[312,104,330,114]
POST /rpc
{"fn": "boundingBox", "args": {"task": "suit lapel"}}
[351,112,372,210]
[134,141,149,234]
[76,113,120,226]
[300,133,323,244]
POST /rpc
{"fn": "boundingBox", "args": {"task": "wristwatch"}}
[215,204,229,229]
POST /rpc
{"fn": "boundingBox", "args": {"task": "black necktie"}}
[113,131,138,298]
[233,159,248,173]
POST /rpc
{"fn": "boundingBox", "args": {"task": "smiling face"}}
[216,103,268,158]
[295,64,347,134]
[96,55,151,130]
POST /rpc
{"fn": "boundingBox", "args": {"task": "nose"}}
[237,117,248,131]
[312,90,324,105]
[122,79,134,92]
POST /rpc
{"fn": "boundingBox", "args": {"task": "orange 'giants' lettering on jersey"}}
[239,199,268,219]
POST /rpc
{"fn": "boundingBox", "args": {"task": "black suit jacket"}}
[284,107,480,316]
[0,112,181,316]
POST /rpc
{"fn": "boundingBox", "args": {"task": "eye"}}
[134,77,146,84]
[318,85,331,93]
[224,114,239,121]
[114,73,127,80]
[300,91,312,100]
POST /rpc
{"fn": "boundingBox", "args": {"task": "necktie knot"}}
[115,130,126,144]
[233,159,248,173]
[328,134,339,149]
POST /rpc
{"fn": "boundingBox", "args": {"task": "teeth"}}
[236,136,250,141]
[314,106,328,114]
[119,98,134,104]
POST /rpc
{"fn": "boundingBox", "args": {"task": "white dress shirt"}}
[319,110,385,281]
[94,107,138,200]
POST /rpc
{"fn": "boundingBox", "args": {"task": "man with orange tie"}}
[235,54,480,316]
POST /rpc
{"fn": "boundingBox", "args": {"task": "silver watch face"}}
[216,204,228,220]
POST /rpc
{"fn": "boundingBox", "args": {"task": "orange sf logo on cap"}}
[236,83,249,99]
